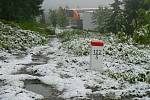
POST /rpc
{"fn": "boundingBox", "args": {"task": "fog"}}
[42,0,113,10]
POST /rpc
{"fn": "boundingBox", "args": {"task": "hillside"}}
[0,21,47,53]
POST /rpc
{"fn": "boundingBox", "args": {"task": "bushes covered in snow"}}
[133,24,150,45]
[0,21,47,51]
[103,42,150,83]
[59,30,106,56]
[61,32,150,64]
[60,31,150,84]
[104,43,150,64]
[57,29,82,42]
[59,30,92,56]
[105,70,150,84]
[103,42,150,84]
[61,38,91,56]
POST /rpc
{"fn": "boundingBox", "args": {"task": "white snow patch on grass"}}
[0,86,43,100]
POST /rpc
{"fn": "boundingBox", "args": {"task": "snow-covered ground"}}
[0,37,150,100]
[0,21,47,52]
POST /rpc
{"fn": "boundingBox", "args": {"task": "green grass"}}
[0,19,55,37]
[17,21,55,36]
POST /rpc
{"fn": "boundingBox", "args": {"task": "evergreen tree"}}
[0,0,43,21]
[107,0,123,34]
[49,9,57,27]
[56,7,68,27]
[123,0,146,35]
[93,7,112,33]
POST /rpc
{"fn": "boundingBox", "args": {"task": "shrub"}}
[61,38,91,56]
[117,31,128,43]
[105,70,150,84]
[0,21,47,51]
[0,20,55,36]
[133,24,150,45]
[58,29,82,42]
[17,21,55,36]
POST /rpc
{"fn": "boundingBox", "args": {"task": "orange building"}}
[66,9,83,29]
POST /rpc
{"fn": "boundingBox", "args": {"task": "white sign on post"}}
[90,40,104,72]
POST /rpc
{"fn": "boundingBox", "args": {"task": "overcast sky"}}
[42,0,113,10]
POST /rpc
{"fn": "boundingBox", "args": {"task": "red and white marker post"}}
[90,40,104,72]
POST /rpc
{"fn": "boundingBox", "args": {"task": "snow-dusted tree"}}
[0,0,43,21]
[93,7,112,33]
[107,0,124,34]
[56,7,68,27]
[49,9,57,27]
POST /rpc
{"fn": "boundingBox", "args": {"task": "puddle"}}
[0,79,6,86]
[31,53,49,65]
[14,54,27,59]
[60,74,72,79]
[21,54,49,67]
[13,67,43,76]
[12,51,28,59]
[24,79,64,100]
[85,85,101,92]
[86,93,104,100]
[0,56,7,61]
[22,62,47,66]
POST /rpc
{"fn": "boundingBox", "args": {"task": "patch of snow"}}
[0,36,150,100]
[0,86,43,100]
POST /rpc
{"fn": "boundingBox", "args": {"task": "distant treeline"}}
[94,0,150,35]
[0,0,43,21]
[94,0,150,45]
